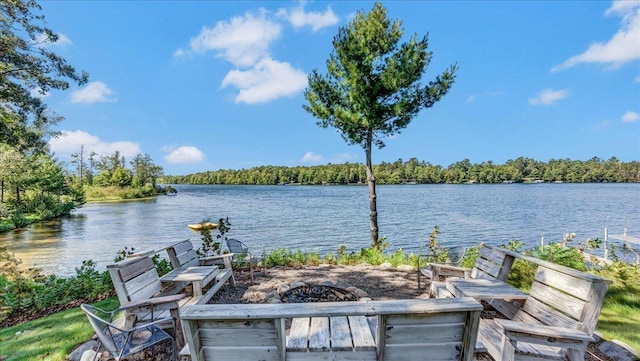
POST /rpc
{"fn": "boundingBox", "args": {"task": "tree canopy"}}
[303,3,457,248]
[1,0,88,151]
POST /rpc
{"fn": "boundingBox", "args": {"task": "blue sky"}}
[41,1,639,175]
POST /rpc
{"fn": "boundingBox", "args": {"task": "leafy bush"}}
[0,249,114,326]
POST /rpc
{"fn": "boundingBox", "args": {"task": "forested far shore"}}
[161,156,640,185]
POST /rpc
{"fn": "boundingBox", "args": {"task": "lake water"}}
[1,183,638,275]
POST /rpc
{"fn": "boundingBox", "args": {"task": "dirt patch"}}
[208,264,429,304]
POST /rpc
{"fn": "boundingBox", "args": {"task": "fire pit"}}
[263,281,370,304]
[280,284,359,303]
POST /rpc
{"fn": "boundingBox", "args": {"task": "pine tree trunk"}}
[365,133,379,248]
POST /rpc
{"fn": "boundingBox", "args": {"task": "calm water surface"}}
[1,183,638,275]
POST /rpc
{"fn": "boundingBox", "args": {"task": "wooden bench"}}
[429,244,516,299]
[165,239,236,301]
[180,297,483,361]
[477,255,611,361]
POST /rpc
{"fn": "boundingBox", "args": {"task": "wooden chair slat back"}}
[125,268,163,302]
[534,266,592,301]
[118,256,155,283]
[107,256,162,304]
[470,246,509,279]
[166,239,198,268]
[514,297,581,329]
[514,265,610,335]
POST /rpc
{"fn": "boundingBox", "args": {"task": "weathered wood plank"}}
[529,281,585,320]
[113,256,155,282]
[199,327,277,347]
[348,315,376,351]
[308,317,330,351]
[201,346,280,361]
[125,270,162,301]
[535,266,592,301]
[517,297,580,329]
[181,298,482,320]
[329,316,352,351]
[473,257,502,278]
[383,343,461,361]
[385,322,464,344]
[287,317,310,351]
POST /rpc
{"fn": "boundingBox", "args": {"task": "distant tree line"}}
[161,157,640,185]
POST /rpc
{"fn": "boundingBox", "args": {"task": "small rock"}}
[397,264,414,272]
[290,281,305,288]
[598,340,639,361]
[352,289,368,298]
[378,262,393,269]
[67,340,98,361]
[359,297,372,302]
[269,298,282,304]
[319,280,334,286]
[277,285,291,294]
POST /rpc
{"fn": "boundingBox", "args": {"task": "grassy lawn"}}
[0,298,118,361]
[596,282,640,351]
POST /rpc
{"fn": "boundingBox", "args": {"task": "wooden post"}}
[604,227,609,260]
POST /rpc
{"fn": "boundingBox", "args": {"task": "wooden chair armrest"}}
[118,294,186,312]
[201,253,234,261]
[200,253,235,269]
[495,319,593,342]
[430,263,471,272]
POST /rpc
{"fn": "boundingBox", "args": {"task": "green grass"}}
[594,279,640,351]
[0,298,119,361]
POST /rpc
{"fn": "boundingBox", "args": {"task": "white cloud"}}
[36,32,73,48]
[301,152,357,164]
[222,57,307,104]
[30,86,50,98]
[189,10,281,67]
[164,146,205,164]
[71,81,116,104]
[173,48,186,58]
[301,151,324,163]
[287,5,339,32]
[553,1,640,71]
[622,111,640,122]
[466,95,476,104]
[635,75,640,82]
[48,130,140,160]
[528,88,569,106]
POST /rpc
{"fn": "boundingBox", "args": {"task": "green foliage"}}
[161,157,640,185]
[196,217,231,258]
[151,254,172,276]
[0,0,88,153]
[0,247,113,325]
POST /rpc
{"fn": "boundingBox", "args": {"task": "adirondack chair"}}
[478,257,611,361]
[165,239,236,291]
[429,244,516,298]
[106,255,190,348]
